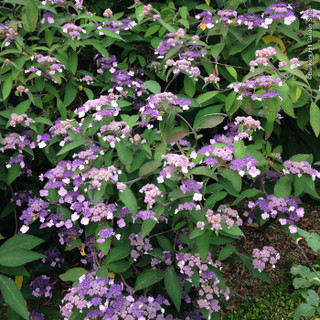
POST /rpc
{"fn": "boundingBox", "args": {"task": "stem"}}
[10,187,18,235]
[164,74,179,92]
[149,228,173,239]
[123,173,153,185]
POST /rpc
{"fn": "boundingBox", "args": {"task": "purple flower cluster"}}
[230,73,282,102]
[75,93,119,119]
[129,232,152,260]
[230,156,261,178]
[61,273,175,320]
[283,160,320,181]
[301,9,320,22]
[217,9,237,23]
[29,311,44,320]
[0,132,35,153]
[27,54,66,78]
[252,246,280,272]
[176,252,229,316]
[262,2,296,25]
[30,275,54,298]
[247,195,305,233]
[42,248,64,267]
[139,92,191,122]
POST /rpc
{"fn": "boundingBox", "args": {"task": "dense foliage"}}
[0,0,319,319]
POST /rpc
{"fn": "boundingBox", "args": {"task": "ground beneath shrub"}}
[220,202,320,317]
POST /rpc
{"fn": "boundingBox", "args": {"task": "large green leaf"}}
[0,275,29,319]
[0,249,45,267]
[104,243,132,265]
[310,102,320,137]
[59,268,88,282]
[134,269,165,291]
[119,187,137,215]
[0,235,44,255]
[164,267,181,311]
[56,139,86,156]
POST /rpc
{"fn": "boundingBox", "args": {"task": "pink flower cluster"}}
[252,246,280,272]
[158,154,193,183]
[197,205,242,231]
[140,184,162,207]
[61,23,86,40]
[249,47,276,71]
[10,113,34,127]
[283,160,320,181]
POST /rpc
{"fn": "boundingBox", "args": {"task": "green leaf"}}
[197,230,211,261]
[63,82,78,107]
[221,169,242,193]
[194,113,226,130]
[106,260,130,273]
[68,50,78,74]
[218,245,236,261]
[139,161,162,176]
[238,255,271,284]
[22,0,38,32]
[262,97,280,123]
[184,76,196,97]
[115,141,133,171]
[141,219,157,238]
[211,43,225,59]
[190,228,205,240]
[204,191,228,210]
[59,268,88,282]
[295,304,316,317]
[145,24,160,38]
[119,187,137,215]
[0,235,44,255]
[232,189,262,205]
[0,275,28,320]
[2,76,13,100]
[0,249,44,267]
[157,235,174,252]
[164,267,181,311]
[57,139,86,156]
[274,176,292,197]
[144,80,161,94]
[310,102,320,137]
[104,243,132,264]
[196,91,219,104]
[163,127,189,143]
[134,269,165,291]
[7,163,21,185]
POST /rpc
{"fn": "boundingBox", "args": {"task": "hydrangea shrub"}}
[0,0,319,319]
